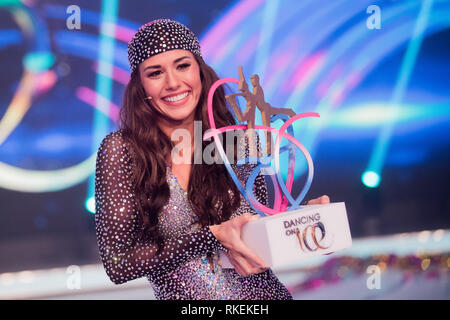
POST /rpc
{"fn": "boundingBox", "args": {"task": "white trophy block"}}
[219,202,352,268]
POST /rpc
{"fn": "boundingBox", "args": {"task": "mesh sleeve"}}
[94,131,226,284]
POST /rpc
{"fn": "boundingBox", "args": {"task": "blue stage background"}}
[0,0,449,299]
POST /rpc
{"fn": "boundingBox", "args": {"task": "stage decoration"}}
[286,252,450,295]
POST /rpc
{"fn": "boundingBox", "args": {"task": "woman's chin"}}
[160,110,196,123]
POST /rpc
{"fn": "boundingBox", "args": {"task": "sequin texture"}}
[95,130,293,300]
[127,19,203,74]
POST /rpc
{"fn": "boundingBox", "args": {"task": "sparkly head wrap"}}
[127,19,203,74]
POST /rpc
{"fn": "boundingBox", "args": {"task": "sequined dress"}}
[95,130,293,300]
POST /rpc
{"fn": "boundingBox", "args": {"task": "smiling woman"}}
[139,50,202,129]
[94,19,294,300]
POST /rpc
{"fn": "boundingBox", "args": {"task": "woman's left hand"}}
[306,195,330,205]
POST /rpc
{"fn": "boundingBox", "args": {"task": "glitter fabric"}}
[127,19,203,74]
[95,130,293,300]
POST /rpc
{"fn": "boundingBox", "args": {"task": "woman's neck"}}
[158,115,195,165]
[159,118,194,140]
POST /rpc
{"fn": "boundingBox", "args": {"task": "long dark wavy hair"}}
[119,55,241,250]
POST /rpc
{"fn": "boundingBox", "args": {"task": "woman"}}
[95,19,329,300]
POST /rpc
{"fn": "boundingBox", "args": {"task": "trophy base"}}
[219,202,352,269]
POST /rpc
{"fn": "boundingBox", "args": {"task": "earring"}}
[145,96,152,101]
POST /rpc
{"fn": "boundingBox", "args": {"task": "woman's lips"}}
[162,91,190,106]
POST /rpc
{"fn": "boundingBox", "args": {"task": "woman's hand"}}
[306,195,330,205]
[225,248,268,277]
[209,213,267,277]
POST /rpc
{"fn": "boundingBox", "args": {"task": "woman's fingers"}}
[227,252,247,276]
[235,212,258,226]
[227,250,265,276]
[307,195,330,205]
[231,238,265,269]
[230,214,266,271]
[226,213,265,268]
[211,212,266,273]
[229,252,252,276]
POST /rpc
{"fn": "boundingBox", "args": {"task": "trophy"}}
[205,66,352,268]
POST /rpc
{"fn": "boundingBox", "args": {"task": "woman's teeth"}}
[163,92,189,102]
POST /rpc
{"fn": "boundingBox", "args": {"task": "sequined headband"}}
[127,19,203,74]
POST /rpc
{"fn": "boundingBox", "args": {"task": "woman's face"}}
[139,50,202,123]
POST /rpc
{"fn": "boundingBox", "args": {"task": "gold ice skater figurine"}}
[225,66,295,156]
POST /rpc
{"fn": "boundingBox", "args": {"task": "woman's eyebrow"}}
[143,56,191,71]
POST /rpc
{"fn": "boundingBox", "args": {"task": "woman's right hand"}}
[209,213,267,276]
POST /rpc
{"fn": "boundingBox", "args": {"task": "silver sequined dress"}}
[95,130,293,300]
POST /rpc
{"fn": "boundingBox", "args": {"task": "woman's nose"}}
[165,69,181,90]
